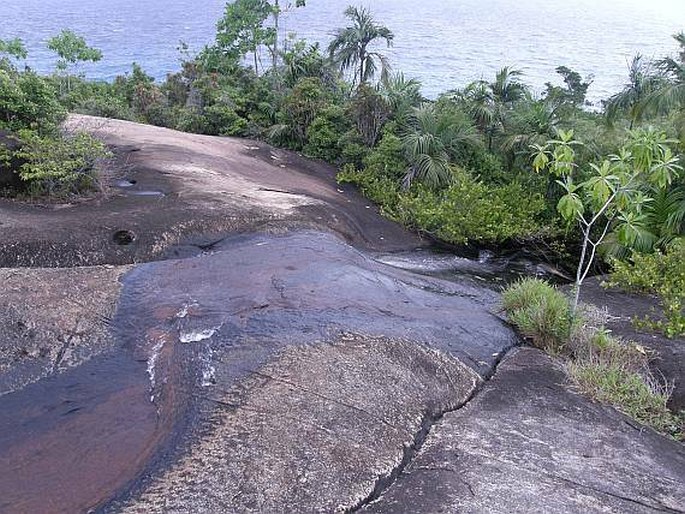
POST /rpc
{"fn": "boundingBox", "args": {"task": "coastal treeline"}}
[0,2,683,336]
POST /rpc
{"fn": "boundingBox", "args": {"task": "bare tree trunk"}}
[273,0,279,71]
[572,225,590,315]
[359,50,365,86]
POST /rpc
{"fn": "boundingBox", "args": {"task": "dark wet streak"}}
[0,331,188,514]
[0,353,151,512]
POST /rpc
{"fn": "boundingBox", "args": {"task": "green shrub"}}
[341,152,547,246]
[16,131,110,197]
[203,103,247,136]
[174,108,208,134]
[607,239,685,338]
[0,67,65,134]
[459,146,505,183]
[502,278,573,353]
[339,129,370,167]
[398,176,547,246]
[363,129,407,181]
[304,105,350,162]
[337,163,402,217]
[141,103,178,129]
[75,95,134,120]
[279,77,328,147]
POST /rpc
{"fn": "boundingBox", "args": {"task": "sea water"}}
[1,0,684,102]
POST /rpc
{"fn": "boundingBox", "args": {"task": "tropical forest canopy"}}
[1,2,684,336]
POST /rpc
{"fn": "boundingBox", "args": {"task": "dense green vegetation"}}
[503,278,683,439]
[607,239,685,338]
[0,37,108,197]
[532,127,683,314]
[0,3,683,335]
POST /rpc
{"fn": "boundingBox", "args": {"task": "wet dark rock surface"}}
[0,116,682,513]
[115,231,516,379]
[0,265,129,395]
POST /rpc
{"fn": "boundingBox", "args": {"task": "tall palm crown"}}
[490,66,527,105]
[644,32,685,118]
[461,67,528,151]
[606,54,665,129]
[401,103,479,188]
[328,6,394,87]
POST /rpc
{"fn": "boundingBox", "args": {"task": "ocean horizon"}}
[2,0,685,102]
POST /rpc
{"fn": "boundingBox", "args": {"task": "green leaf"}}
[557,192,584,221]
[532,148,549,172]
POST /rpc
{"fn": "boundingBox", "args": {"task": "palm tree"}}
[643,184,685,248]
[401,103,480,188]
[328,6,394,87]
[460,67,528,151]
[281,41,335,87]
[603,183,685,258]
[460,80,495,135]
[377,72,424,125]
[491,66,527,105]
[605,54,664,129]
[639,33,685,135]
[501,98,560,168]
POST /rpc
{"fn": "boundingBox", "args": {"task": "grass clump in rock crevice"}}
[502,277,684,440]
[568,319,683,439]
[501,277,573,354]
[568,361,680,437]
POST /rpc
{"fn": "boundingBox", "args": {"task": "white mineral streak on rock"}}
[201,345,216,388]
[175,300,198,319]
[147,338,166,402]
[179,327,218,344]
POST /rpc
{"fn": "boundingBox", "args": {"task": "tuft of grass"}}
[568,359,683,440]
[502,279,684,440]
[501,277,573,354]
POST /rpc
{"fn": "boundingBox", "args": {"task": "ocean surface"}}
[2,0,685,103]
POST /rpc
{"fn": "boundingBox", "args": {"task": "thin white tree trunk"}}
[273,0,279,71]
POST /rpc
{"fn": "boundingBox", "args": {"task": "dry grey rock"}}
[0,115,421,268]
[0,265,129,395]
[116,335,480,513]
[363,348,685,514]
